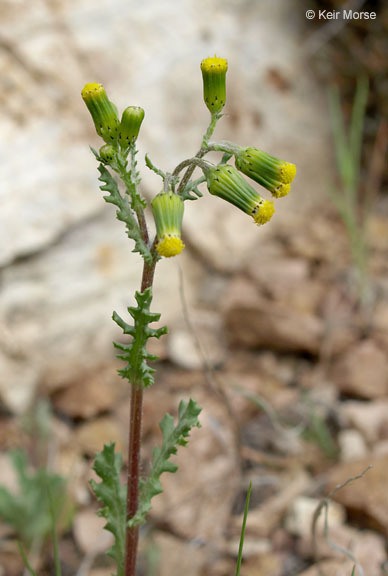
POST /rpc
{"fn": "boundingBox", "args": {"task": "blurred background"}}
[0,0,387,574]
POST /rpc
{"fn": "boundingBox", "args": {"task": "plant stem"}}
[177,112,219,194]
[124,111,219,576]
[124,257,157,576]
[172,157,210,180]
[124,384,143,576]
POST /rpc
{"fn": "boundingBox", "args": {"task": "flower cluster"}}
[81,83,145,160]
[81,56,296,260]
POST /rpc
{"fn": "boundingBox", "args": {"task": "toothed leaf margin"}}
[97,163,152,264]
[90,443,126,576]
[128,399,202,527]
[113,287,167,388]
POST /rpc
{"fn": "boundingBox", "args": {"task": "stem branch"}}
[177,112,219,194]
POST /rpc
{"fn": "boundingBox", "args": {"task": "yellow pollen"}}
[200,56,228,73]
[81,83,105,99]
[252,200,275,225]
[272,183,291,198]
[157,235,185,258]
[279,162,296,184]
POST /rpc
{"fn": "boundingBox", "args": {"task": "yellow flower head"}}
[81,83,119,144]
[157,235,185,258]
[206,164,274,226]
[252,199,275,225]
[200,55,228,114]
[235,147,296,198]
[151,192,185,259]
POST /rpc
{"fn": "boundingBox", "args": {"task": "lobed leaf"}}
[128,399,202,527]
[0,451,71,548]
[97,164,152,264]
[113,287,167,388]
[90,443,126,576]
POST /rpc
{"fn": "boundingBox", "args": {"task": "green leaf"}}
[235,483,252,576]
[0,451,71,548]
[113,287,167,388]
[90,443,126,576]
[116,150,147,211]
[128,399,202,527]
[17,542,38,576]
[181,176,205,201]
[97,164,152,264]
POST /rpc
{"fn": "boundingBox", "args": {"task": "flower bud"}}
[200,56,228,114]
[81,83,119,144]
[99,144,116,164]
[206,164,275,225]
[151,192,185,258]
[235,147,296,198]
[119,106,145,148]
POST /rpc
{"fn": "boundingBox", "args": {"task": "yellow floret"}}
[157,235,185,258]
[272,183,291,198]
[81,83,104,100]
[252,200,275,225]
[200,56,228,73]
[279,162,296,184]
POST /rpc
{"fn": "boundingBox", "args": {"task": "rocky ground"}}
[1,199,388,576]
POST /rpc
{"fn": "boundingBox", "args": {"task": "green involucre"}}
[206,164,263,214]
[119,106,145,149]
[81,83,119,144]
[235,147,296,197]
[151,191,184,239]
[99,144,116,164]
[200,56,228,114]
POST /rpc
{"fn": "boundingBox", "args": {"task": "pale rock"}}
[327,456,388,536]
[332,340,388,399]
[285,496,346,538]
[224,537,272,558]
[167,311,226,370]
[373,439,388,457]
[247,254,325,316]
[53,367,124,419]
[296,561,353,576]
[231,470,311,538]
[372,300,388,350]
[88,570,114,576]
[73,509,113,554]
[0,454,18,493]
[297,524,386,576]
[236,552,282,576]
[341,400,388,444]
[74,417,124,456]
[338,429,368,462]
[367,214,388,252]
[0,352,38,413]
[282,212,349,266]
[149,532,205,576]
[56,447,91,506]
[223,276,323,354]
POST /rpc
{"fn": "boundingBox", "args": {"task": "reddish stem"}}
[124,259,156,576]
